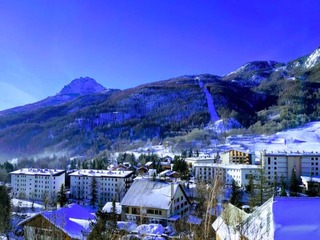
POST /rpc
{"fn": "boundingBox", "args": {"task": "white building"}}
[185,157,216,168]
[69,169,134,204]
[261,150,320,184]
[10,168,65,200]
[224,164,260,187]
[194,163,259,187]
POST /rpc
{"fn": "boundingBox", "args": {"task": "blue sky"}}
[0,0,319,110]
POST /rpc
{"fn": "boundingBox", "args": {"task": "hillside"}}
[0,48,319,161]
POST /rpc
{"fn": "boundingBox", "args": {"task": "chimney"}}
[171,182,174,201]
[170,182,175,215]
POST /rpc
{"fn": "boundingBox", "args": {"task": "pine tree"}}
[249,166,273,208]
[172,156,189,180]
[57,184,68,207]
[307,176,317,196]
[88,208,109,240]
[70,160,77,170]
[248,175,256,210]
[230,180,242,207]
[279,175,287,196]
[90,177,98,207]
[0,185,11,239]
[196,149,199,157]
[110,198,117,229]
[289,168,299,196]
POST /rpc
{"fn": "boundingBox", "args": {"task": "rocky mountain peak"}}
[59,77,106,95]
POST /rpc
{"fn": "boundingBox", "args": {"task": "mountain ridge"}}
[0,47,320,161]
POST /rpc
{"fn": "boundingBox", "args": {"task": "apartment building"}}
[193,163,259,187]
[10,168,65,200]
[261,150,320,184]
[220,149,254,165]
[69,169,134,204]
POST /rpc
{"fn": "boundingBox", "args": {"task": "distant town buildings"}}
[69,169,134,204]
[10,168,65,200]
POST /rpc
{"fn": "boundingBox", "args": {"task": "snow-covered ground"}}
[118,121,320,163]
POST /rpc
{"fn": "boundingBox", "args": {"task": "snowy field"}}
[123,121,320,162]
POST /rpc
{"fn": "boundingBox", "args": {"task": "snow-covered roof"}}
[158,170,179,177]
[212,203,249,240]
[301,175,320,183]
[188,215,202,225]
[227,197,320,240]
[102,202,122,214]
[263,150,320,156]
[193,163,259,170]
[19,204,95,239]
[241,197,274,240]
[145,162,153,167]
[273,197,320,239]
[69,169,133,178]
[121,179,180,210]
[10,168,65,176]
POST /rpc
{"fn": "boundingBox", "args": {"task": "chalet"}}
[158,170,179,179]
[19,204,94,240]
[145,161,154,169]
[136,166,149,176]
[121,179,191,226]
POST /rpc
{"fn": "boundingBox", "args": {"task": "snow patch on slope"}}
[206,118,242,133]
[196,77,219,122]
[305,48,320,69]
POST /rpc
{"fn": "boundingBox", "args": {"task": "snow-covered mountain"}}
[0,47,319,160]
[224,47,320,86]
[223,61,285,87]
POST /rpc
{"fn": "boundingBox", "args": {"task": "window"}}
[147,209,155,214]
